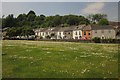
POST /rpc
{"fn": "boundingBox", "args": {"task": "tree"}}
[98,18,109,25]
[87,14,107,24]
[66,15,79,25]
[34,14,45,26]
[21,26,35,37]
[52,15,61,26]
[3,14,16,28]
[6,27,17,37]
[27,10,36,16]
[16,14,27,27]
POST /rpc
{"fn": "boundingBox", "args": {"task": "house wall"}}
[82,30,91,39]
[91,29,116,39]
[56,32,64,39]
[73,30,82,39]
[63,31,73,39]
[35,32,38,36]
[40,32,46,38]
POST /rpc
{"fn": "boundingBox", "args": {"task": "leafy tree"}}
[21,26,35,37]
[6,27,17,37]
[52,15,61,26]
[27,10,36,16]
[34,14,45,26]
[3,14,15,28]
[16,14,27,27]
[98,18,109,25]
[87,14,107,24]
[66,15,79,25]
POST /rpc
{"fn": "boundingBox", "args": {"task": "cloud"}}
[82,2,105,14]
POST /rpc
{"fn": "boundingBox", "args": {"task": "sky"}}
[2,2,119,22]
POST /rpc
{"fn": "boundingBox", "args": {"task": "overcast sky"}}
[2,2,119,22]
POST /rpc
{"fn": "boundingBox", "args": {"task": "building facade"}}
[91,25,116,39]
[34,25,117,40]
[82,25,91,40]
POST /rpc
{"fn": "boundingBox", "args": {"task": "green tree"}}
[66,15,79,25]
[52,15,61,26]
[16,14,27,27]
[87,14,107,24]
[98,18,109,25]
[21,26,35,37]
[6,27,17,37]
[3,14,15,28]
[27,10,36,16]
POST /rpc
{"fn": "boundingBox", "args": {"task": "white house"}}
[72,25,84,39]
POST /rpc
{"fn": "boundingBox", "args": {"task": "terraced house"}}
[91,25,116,39]
[34,25,117,40]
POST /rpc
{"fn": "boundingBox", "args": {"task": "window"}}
[79,31,81,35]
[84,32,86,35]
[59,32,61,35]
[88,32,90,35]
[68,32,70,34]
[76,32,77,35]
[95,30,97,33]
[101,30,104,33]
[79,36,81,38]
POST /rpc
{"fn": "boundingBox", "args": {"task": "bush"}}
[40,36,43,39]
[101,39,120,43]
[92,37,101,43]
[45,35,51,39]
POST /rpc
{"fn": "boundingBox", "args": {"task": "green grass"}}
[2,40,118,78]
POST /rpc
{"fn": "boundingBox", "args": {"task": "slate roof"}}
[52,27,61,32]
[74,25,85,30]
[63,26,75,32]
[33,28,44,32]
[82,25,91,30]
[91,25,115,30]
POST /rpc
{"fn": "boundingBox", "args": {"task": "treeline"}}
[2,10,109,38]
[2,10,109,29]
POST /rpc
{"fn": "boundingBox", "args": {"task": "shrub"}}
[40,36,43,39]
[92,37,101,43]
[45,35,51,39]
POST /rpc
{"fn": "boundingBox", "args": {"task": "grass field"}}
[2,40,118,78]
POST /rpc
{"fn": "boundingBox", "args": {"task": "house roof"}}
[74,25,85,30]
[82,25,91,30]
[40,28,49,32]
[64,26,76,32]
[91,25,114,30]
[38,27,53,32]
[52,27,61,32]
[33,28,44,32]
[44,27,55,32]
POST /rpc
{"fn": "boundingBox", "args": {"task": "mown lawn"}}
[2,40,118,78]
